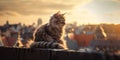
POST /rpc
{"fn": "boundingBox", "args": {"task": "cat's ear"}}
[56,11,60,15]
[53,11,60,17]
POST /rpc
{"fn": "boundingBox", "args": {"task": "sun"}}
[66,5,104,25]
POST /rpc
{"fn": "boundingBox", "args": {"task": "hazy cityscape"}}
[1,19,120,50]
[0,0,120,60]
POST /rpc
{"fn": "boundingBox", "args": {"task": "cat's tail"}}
[30,41,67,49]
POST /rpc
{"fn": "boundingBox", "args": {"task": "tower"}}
[37,18,42,26]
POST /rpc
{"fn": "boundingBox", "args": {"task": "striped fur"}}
[31,41,65,49]
[32,12,68,49]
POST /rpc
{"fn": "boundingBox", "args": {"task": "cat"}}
[31,11,68,49]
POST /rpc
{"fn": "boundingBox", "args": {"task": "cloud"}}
[0,0,92,16]
[67,0,120,24]
[112,0,120,2]
[100,10,120,23]
[82,0,120,15]
[105,10,120,19]
[0,11,21,16]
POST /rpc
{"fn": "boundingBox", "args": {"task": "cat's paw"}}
[58,44,68,50]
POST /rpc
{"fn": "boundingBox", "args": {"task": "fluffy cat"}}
[32,11,68,49]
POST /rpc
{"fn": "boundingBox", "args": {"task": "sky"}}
[0,0,120,25]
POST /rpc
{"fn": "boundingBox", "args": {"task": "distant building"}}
[0,31,4,46]
[4,20,10,29]
[37,18,42,26]
[94,25,107,40]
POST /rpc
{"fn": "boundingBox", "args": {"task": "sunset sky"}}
[0,0,120,25]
